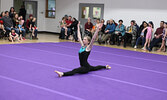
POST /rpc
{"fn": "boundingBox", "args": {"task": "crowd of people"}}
[0,7,166,52]
[59,15,167,52]
[0,6,38,42]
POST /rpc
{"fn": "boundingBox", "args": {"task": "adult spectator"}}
[2,11,13,36]
[123,20,137,47]
[114,20,126,46]
[9,7,16,19]
[98,19,116,44]
[84,17,93,37]
[148,21,164,51]
[134,21,148,49]
[19,5,26,21]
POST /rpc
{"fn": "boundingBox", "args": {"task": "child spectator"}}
[18,19,24,40]
[9,28,19,42]
[60,17,68,36]
[142,21,154,50]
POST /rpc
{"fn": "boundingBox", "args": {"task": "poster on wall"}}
[26,4,33,14]
[93,7,101,19]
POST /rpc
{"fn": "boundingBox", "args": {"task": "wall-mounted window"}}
[46,0,56,18]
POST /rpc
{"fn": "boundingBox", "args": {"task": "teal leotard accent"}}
[79,46,87,53]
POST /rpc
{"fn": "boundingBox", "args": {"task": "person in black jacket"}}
[19,5,26,21]
[70,17,78,41]
[9,7,16,19]
[134,21,148,49]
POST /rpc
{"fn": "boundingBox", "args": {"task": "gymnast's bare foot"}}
[55,70,64,77]
[106,65,111,69]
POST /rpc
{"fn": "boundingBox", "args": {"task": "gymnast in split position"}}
[55,22,111,77]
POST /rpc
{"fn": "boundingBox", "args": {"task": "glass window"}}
[81,7,89,19]
[93,7,101,19]
[46,0,56,18]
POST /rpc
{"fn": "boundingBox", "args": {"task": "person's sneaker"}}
[35,37,38,40]
[141,47,145,50]
[147,47,152,52]
[134,45,137,49]
[22,37,26,40]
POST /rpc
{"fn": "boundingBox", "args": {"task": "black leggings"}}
[63,65,106,76]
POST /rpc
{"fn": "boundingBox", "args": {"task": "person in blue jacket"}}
[98,19,116,44]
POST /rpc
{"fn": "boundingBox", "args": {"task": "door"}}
[79,3,104,34]
[24,1,37,25]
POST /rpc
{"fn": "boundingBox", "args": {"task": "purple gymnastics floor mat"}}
[0,42,167,100]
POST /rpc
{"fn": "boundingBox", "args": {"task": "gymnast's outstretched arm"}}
[77,22,84,47]
[87,26,100,51]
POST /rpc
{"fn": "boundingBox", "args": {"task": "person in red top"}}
[65,16,73,40]
[148,21,164,51]
[84,17,93,38]
[26,14,38,39]
[0,12,6,38]
[0,12,6,24]
[26,14,33,30]
[66,16,73,27]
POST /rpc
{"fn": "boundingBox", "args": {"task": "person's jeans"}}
[73,30,78,41]
[34,29,38,38]
[15,28,26,37]
[135,36,145,47]
[5,27,11,37]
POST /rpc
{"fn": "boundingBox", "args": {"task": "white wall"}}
[0,0,13,12]
[0,0,1,12]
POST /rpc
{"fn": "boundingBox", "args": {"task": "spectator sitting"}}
[0,12,6,32]
[92,18,102,40]
[29,17,38,39]
[60,17,68,39]
[114,19,126,46]
[19,16,25,26]
[26,14,33,33]
[66,16,73,40]
[148,21,164,51]
[26,14,38,39]
[98,19,116,44]
[9,28,20,42]
[9,7,16,19]
[18,19,25,41]
[2,11,13,37]
[106,20,110,25]
[84,17,93,38]
[157,22,167,52]
[134,20,140,37]
[134,21,148,49]
[123,20,137,47]
[98,19,106,42]
[0,12,5,25]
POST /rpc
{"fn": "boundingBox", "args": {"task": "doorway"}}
[14,0,37,25]
[24,1,38,24]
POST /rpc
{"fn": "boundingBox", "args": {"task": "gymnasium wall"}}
[0,0,13,13]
